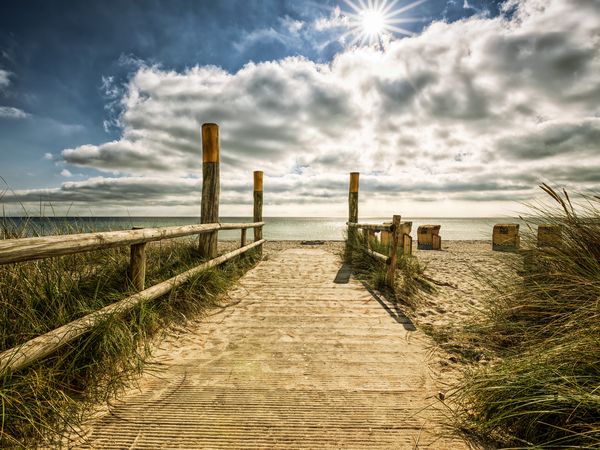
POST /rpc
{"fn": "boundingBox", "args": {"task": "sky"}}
[0,0,598,217]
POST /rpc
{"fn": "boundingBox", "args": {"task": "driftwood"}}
[0,239,266,374]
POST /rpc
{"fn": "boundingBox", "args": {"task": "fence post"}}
[241,228,247,247]
[346,172,359,258]
[200,123,220,259]
[129,227,146,291]
[386,215,401,286]
[253,171,263,257]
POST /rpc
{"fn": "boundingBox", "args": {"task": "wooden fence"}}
[0,122,265,374]
[346,172,411,287]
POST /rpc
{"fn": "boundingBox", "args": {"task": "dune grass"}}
[451,185,600,448]
[343,227,427,305]
[0,218,259,447]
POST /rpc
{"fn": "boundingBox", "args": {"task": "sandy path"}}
[414,240,518,329]
[74,246,467,449]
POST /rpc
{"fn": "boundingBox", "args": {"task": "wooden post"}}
[241,228,247,247]
[129,227,146,291]
[346,172,359,257]
[253,171,263,257]
[386,215,401,286]
[349,172,359,223]
[200,123,220,258]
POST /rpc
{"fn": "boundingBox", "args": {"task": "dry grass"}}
[450,185,600,448]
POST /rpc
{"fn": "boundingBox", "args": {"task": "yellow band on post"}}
[349,172,359,193]
[202,123,219,163]
[254,171,263,192]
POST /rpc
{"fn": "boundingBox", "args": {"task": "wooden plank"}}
[0,239,266,374]
[200,123,220,259]
[0,222,264,266]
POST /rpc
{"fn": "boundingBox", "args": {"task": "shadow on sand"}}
[333,263,416,332]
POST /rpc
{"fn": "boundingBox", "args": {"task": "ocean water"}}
[4,216,527,241]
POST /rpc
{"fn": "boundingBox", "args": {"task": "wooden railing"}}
[346,172,413,287]
[348,216,401,286]
[0,122,265,374]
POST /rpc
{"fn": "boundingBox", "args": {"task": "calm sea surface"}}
[4,217,527,241]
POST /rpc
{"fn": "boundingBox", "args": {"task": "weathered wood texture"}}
[348,172,359,224]
[200,123,220,259]
[492,223,520,252]
[241,228,247,247]
[253,171,263,256]
[129,242,147,291]
[0,222,264,266]
[78,248,467,449]
[0,239,265,374]
[366,247,389,264]
[348,223,392,232]
[346,172,359,259]
[386,215,401,285]
[403,234,413,255]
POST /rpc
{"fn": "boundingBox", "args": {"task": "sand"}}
[67,239,517,448]
[412,240,519,329]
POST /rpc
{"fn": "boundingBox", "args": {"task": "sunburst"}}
[341,0,426,47]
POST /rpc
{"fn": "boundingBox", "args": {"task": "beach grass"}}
[451,185,600,448]
[0,218,259,447]
[343,228,427,305]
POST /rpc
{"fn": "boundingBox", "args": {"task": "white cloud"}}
[0,106,29,119]
[0,69,10,90]
[7,0,600,216]
[60,169,73,177]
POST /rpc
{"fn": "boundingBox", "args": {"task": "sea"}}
[3,216,529,241]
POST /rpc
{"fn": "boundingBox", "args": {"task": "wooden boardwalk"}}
[77,248,466,449]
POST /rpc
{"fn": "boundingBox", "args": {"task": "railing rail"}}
[0,221,265,265]
[347,222,393,233]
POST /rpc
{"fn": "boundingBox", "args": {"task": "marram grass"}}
[343,227,427,306]
[0,218,259,448]
[452,185,600,449]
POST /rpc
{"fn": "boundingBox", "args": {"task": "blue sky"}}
[0,0,598,216]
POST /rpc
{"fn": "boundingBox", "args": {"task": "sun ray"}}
[339,0,426,48]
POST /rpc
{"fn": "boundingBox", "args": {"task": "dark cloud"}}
[497,119,600,160]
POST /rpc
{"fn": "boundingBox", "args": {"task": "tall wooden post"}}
[200,123,220,259]
[349,172,359,224]
[346,172,359,258]
[253,171,263,257]
[386,215,401,286]
[129,226,146,291]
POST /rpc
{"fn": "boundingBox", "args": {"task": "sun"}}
[342,0,426,47]
[361,9,386,36]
